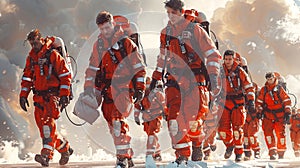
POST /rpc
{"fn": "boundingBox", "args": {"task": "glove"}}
[84,87,95,98]
[256,112,263,119]
[247,100,256,113]
[149,79,157,91]
[134,116,141,125]
[209,74,219,95]
[20,97,29,112]
[59,96,69,112]
[169,119,178,136]
[133,90,145,104]
[284,113,291,125]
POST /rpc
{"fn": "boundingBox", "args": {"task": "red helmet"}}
[113,15,130,29]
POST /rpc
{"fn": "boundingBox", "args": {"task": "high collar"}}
[265,78,279,90]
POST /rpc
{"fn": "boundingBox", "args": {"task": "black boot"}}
[224,146,234,159]
[191,146,203,161]
[59,147,73,165]
[295,151,300,157]
[235,154,242,162]
[254,150,260,159]
[116,157,128,168]
[35,154,50,167]
[210,144,217,152]
[203,150,210,160]
[269,150,277,160]
[244,151,251,161]
[153,153,162,161]
[175,155,188,165]
[278,151,284,159]
[127,158,134,168]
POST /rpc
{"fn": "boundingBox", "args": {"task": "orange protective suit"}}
[151,17,221,158]
[134,86,165,157]
[218,62,255,155]
[20,37,72,159]
[256,78,291,158]
[86,26,146,159]
[290,109,300,157]
[243,82,260,159]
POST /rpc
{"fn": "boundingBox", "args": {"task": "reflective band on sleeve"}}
[60,85,69,89]
[133,63,143,69]
[56,140,67,150]
[85,77,94,81]
[207,61,220,69]
[257,99,263,103]
[136,77,145,83]
[88,65,100,71]
[21,87,29,92]
[269,147,277,150]
[115,144,131,150]
[235,145,244,149]
[283,99,290,103]
[244,83,253,90]
[22,77,32,82]
[247,92,255,97]
[146,149,156,153]
[58,72,71,78]
[156,67,163,73]
[173,143,190,149]
[204,48,217,57]
[202,146,210,152]
[43,144,54,151]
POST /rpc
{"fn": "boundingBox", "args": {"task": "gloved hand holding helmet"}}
[133,89,145,104]
[20,97,29,112]
[59,96,69,112]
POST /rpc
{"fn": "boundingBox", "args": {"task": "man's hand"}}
[248,100,256,113]
[133,90,145,104]
[149,79,157,91]
[59,96,69,112]
[20,97,29,112]
[84,87,95,98]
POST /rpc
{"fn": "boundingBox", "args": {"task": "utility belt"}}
[226,93,244,100]
[33,87,59,97]
[264,107,284,114]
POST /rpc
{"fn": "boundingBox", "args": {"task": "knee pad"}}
[244,137,249,145]
[233,130,239,140]
[250,136,255,145]
[113,120,121,137]
[266,136,272,144]
[43,125,51,138]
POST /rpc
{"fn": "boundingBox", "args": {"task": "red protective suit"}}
[256,78,291,158]
[290,109,300,157]
[151,17,221,158]
[86,26,146,159]
[134,86,165,157]
[20,37,72,159]
[218,62,255,156]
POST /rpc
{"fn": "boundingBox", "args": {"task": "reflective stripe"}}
[43,144,53,151]
[88,65,100,71]
[21,87,29,92]
[244,83,253,90]
[235,145,243,149]
[115,144,131,150]
[146,149,156,153]
[173,143,189,149]
[202,147,210,152]
[136,77,145,83]
[57,140,67,150]
[60,85,69,89]
[277,149,286,152]
[285,106,291,109]
[207,61,220,69]
[247,92,255,97]
[283,99,290,103]
[85,77,94,81]
[22,77,32,82]
[156,67,163,73]
[257,99,263,103]
[253,147,260,150]
[133,63,143,69]
[269,147,277,150]
[204,48,218,57]
[244,149,251,151]
[58,72,71,78]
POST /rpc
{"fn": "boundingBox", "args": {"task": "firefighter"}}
[290,108,300,157]
[134,77,165,167]
[83,11,146,168]
[256,72,291,160]
[150,0,222,165]
[243,82,261,160]
[19,29,73,167]
[218,50,255,162]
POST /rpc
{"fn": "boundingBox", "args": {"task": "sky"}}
[0,0,300,164]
